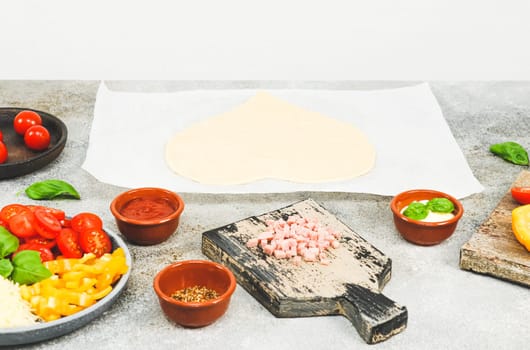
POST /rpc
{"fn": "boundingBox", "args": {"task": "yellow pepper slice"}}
[19,248,128,321]
[512,204,530,251]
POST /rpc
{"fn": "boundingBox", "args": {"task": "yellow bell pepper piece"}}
[20,248,128,321]
[512,204,530,251]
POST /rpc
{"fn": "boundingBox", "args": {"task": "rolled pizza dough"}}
[165,92,375,185]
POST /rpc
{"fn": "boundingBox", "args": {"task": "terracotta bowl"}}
[390,189,464,246]
[153,260,237,328]
[110,187,184,245]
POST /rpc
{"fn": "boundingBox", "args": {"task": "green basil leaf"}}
[25,179,81,200]
[403,202,429,220]
[11,250,52,285]
[490,141,529,165]
[0,258,13,278]
[0,226,19,258]
[427,198,455,213]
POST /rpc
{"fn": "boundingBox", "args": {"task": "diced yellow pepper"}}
[20,250,128,322]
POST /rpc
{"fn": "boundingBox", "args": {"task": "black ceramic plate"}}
[0,108,67,179]
[0,229,132,346]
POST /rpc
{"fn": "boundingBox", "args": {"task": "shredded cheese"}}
[0,276,38,328]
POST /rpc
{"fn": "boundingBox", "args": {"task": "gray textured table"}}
[1,81,529,350]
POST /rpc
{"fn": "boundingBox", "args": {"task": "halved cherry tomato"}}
[511,187,530,205]
[56,228,83,258]
[60,218,71,228]
[79,229,111,257]
[8,211,37,238]
[0,204,29,223]
[0,218,7,228]
[16,244,54,262]
[33,209,61,239]
[16,243,54,262]
[71,212,103,234]
[26,236,57,249]
[13,110,42,135]
[27,205,66,221]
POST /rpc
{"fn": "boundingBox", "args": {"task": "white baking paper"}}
[82,82,483,198]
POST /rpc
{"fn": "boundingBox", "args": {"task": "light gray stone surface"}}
[1,81,529,350]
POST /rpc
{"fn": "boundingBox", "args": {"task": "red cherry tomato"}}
[0,141,7,164]
[26,236,57,249]
[24,125,50,151]
[79,229,111,257]
[8,211,37,238]
[60,218,71,228]
[56,228,83,258]
[511,187,530,205]
[33,209,62,239]
[16,243,55,262]
[27,205,66,221]
[13,110,42,135]
[0,129,3,141]
[0,204,29,222]
[71,212,103,234]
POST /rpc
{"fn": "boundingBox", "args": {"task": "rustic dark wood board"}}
[201,199,407,344]
[460,170,530,286]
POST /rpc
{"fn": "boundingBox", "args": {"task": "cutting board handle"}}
[339,284,407,344]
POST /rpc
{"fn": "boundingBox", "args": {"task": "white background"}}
[0,0,529,80]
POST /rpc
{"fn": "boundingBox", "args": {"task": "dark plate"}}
[0,107,67,179]
[0,229,132,346]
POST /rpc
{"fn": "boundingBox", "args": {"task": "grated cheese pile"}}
[0,276,38,328]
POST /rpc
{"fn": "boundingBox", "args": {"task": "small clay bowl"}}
[153,260,237,328]
[390,189,464,246]
[110,187,184,245]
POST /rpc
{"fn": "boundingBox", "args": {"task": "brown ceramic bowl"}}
[390,189,464,246]
[153,260,237,328]
[110,187,184,245]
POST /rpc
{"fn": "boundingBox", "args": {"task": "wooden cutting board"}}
[201,199,407,344]
[460,170,530,286]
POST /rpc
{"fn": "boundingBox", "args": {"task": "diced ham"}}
[246,238,259,248]
[246,215,342,265]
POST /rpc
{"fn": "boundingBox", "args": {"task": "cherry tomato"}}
[71,212,103,234]
[33,209,62,239]
[8,211,37,238]
[27,205,66,221]
[56,228,83,258]
[0,218,7,228]
[0,141,7,164]
[79,229,111,257]
[60,218,71,228]
[1,204,30,223]
[16,243,55,262]
[511,187,530,205]
[0,129,3,141]
[13,110,42,135]
[24,125,50,151]
[26,236,57,249]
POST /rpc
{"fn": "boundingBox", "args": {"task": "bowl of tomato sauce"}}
[110,187,185,245]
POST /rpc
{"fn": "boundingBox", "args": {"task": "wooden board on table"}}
[201,199,407,344]
[460,170,530,287]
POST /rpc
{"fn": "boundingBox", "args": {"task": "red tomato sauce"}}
[120,197,176,221]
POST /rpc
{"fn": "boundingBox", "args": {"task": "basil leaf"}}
[0,226,19,258]
[403,202,429,220]
[427,198,455,213]
[25,179,81,200]
[0,258,13,278]
[490,142,529,165]
[11,250,52,285]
